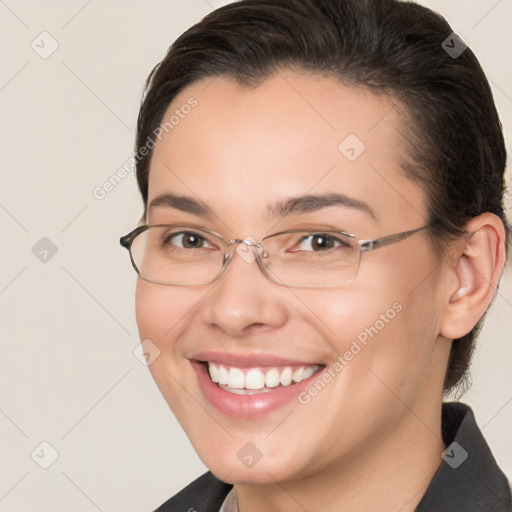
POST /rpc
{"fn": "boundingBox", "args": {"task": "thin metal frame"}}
[120,224,430,288]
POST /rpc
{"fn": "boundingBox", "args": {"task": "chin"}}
[195,443,309,485]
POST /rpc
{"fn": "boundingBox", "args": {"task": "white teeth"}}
[292,367,304,382]
[245,369,265,389]
[265,368,280,388]
[218,365,229,386]
[220,385,273,395]
[227,368,245,389]
[302,366,316,380]
[208,363,219,383]
[206,362,320,392]
[280,367,293,386]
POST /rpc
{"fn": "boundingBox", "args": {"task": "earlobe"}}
[440,213,506,340]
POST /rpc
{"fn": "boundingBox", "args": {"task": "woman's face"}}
[136,71,450,484]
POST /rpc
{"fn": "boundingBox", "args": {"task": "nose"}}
[199,244,288,337]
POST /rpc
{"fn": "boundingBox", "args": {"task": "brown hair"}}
[134,0,509,393]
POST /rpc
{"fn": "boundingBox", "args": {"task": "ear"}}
[439,213,507,340]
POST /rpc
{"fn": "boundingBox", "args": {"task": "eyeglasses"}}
[120,223,430,288]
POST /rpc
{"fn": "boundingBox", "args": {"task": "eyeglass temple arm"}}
[358,225,430,253]
[120,225,149,249]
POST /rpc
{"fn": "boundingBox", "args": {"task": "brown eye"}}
[296,233,346,252]
[164,232,211,249]
[311,234,335,251]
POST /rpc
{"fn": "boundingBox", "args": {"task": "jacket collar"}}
[416,402,511,511]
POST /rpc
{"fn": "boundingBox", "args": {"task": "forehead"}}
[148,71,427,231]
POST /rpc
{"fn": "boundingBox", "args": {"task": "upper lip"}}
[189,351,324,368]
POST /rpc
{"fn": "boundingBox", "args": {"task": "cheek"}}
[309,254,442,389]
[135,280,201,414]
[135,279,195,342]
[304,285,404,356]
[135,280,194,389]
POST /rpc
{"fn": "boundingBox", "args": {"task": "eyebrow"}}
[267,192,376,220]
[148,193,213,217]
[147,192,375,220]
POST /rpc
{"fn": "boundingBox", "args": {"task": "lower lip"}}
[191,360,323,419]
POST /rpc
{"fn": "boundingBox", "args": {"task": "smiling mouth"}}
[198,361,324,395]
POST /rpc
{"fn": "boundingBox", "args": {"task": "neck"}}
[235,404,445,512]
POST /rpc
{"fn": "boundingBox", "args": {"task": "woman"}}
[120,0,511,510]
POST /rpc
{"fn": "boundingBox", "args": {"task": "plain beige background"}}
[0,1,510,510]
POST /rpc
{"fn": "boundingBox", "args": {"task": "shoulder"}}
[416,402,511,511]
[153,471,233,512]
